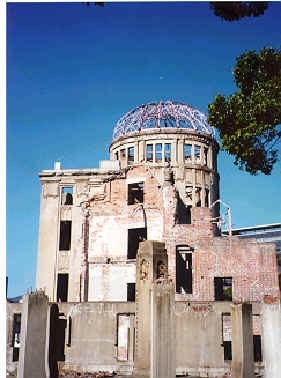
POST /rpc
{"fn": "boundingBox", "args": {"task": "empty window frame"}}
[117,314,130,361]
[155,143,163,162]
[61,187,73,206]
[164,143,171,162]
[59,221,72,251]
[253,334,262,362]
[176,245,193,294]
[127,182,144,205]
[222,312,232,361]
[214,277,232,301]
[12,313,21,361]
[146,144,153,162]
[204,147,208,166]
[127,228,147,259]
[194,145,201,162]
[127,283,135,301]
[57,273,68,302]
[205,188,209,207]
[127,147,134,165]
[184,144,192,162]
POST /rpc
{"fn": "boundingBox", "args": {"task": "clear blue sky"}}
[6,2,281,298]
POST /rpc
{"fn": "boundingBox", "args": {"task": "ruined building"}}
[7,101,281,377]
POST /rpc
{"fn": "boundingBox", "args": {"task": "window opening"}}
[120,149,126,163]
[12,313,21,361]
[128,147,134,165]
[127,283,135,301]
[176,192,191,224]
[184,144,192,162]
[59,221,72,251]
[176,245,193,294]
[61,187,73,206]
[195,187,201,207]
[164,143,171,162]
[146,144,153,162]
[155,143,163,162]
[205,188,209,207]
[115,151,119,161]
[253,335,262,362]
[127,228,147,259]
[57,273,69,302]
[194,145,201,162]
[214,277,232,301]
[204,147,208,165]
[222,312,232,360]
[117,314,130,361]
[127,182,144,205]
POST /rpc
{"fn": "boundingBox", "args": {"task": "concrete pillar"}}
[231,303,254,378]
[262,297,281,378]
[151,279,175,378]
[17,291,49,378]
[134,240,168,377]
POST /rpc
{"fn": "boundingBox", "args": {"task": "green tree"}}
[208,48,281,175]
[210,2,268,21]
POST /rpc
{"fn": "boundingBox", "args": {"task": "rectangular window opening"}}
[127,147,134,165]
[194,145,201,162]
[176,245,193,294]
[253,334,262,362]
[215,277,232,301]
[127,182,144,205]
[155,143,163,162]
[164,143,171,162]
[12,313,21,361]
[127,228,147,259]
[204,147,208,166]
[61,187,73,206]
[222,312,232,360]
[184,144,192,162]
[205,188,209,207]
[57,273,68,302]
[146,144,153,162]
[59,221,72,251]
[127,283,135,302]
[117,314,130,361]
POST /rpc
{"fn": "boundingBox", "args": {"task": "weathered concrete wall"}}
[61,302,135,374]
[17,292,49,378]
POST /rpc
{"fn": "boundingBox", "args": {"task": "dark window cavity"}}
[57,273,69,302]
[176,245,193,294]
[12,313,21,361]
[59,221,72,251]
[127,182,144,205]
[127,283,135,301]
[214,277,232,301]
[61,187,73,206]
[205,188,209,207]
[128,147,134,165]
[127,228,147,259]
[204,147,208,165]
[146,144,153,162]
[222,312,232,360]
[253,334,262,362]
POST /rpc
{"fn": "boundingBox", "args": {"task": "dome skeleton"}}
[112,101,215,140]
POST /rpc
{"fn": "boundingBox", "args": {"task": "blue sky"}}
[6,1,281,298]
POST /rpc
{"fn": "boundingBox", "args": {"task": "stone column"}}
[262,297,281,378]
[17,291,49,378]
[231,303,254,378]
[134,240,168,377]
[151,279,175,378]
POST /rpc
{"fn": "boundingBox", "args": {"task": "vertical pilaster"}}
[231,303,254,378]
[262,297,281,378]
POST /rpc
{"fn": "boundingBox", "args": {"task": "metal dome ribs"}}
[112,101,214,140]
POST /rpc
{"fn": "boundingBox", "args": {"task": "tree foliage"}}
[210,2,268,21]
[208,48,281,175]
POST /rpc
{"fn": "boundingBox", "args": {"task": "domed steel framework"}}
[112,101,215,140]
